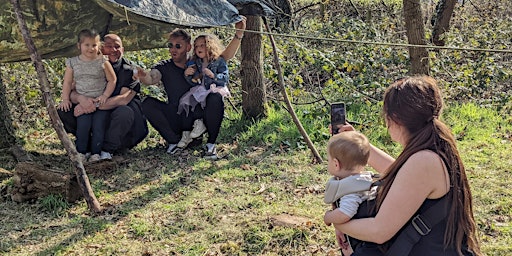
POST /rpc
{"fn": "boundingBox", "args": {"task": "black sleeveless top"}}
[351,195,474,256]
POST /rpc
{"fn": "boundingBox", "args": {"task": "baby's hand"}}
[185,66,196,76]
[58,99,72,112]
[203,68,214,78]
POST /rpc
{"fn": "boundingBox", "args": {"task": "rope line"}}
[116,5,512,54]
[224,27,512,54]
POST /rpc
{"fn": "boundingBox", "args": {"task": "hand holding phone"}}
[330,102,346,135]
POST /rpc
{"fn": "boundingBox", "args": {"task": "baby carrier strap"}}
[324,172,376,204]
[385,195,450,256]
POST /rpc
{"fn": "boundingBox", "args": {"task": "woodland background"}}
[1,0,511,255]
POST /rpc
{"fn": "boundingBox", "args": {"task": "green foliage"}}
[1,0,511,255]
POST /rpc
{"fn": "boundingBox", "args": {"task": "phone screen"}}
[331,102,346,135]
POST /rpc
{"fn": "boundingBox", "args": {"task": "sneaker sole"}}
[167,147,181,155]
[203,154,218,160]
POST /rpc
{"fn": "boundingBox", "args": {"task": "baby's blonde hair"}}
[328,131,370,171]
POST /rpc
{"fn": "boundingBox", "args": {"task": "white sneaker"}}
[190,119,207,138]
[89,154,101,162]
[100,151,112,160]
[177,131,193,148]
[166,144,179,154]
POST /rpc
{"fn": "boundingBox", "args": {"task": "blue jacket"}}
[185,56,229,89]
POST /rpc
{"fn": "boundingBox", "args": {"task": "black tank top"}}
[351,195,474,255]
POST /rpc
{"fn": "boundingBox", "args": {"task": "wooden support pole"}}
[262,18,323,164]
[10,0,102,213]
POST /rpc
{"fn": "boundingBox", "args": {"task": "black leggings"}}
[201,93,224,144]
[57,99,148,153]
[142,93,224,145]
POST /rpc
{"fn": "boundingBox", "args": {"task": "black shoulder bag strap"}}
[385,195,450,256]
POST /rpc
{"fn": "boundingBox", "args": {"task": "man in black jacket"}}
[57,34,148,159]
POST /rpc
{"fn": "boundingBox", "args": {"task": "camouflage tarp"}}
[0,0,246,62]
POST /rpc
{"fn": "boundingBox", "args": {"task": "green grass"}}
[1,0,511,254]
[1,102,511,255]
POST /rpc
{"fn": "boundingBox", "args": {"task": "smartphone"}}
[330,102,346,135]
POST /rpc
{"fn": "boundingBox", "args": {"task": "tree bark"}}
[11,160,119,203]
[241,16,267,120]
[0,70,31,163]
[403,0,430,75]
[11,162,82,203]
[10,0,101,213]
[431,0,457,46]
[0,73,17,150]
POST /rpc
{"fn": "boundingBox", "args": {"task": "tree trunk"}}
[431,0,457,46]
[403,0,430,75]
[0,73,17,150]
[0,70,31,163]
[241,16,267,120]
[10,0,102,213]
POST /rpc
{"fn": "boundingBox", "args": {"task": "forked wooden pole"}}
[10,0,102,213]
[262,17,323,163]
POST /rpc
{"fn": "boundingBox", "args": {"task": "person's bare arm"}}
[98,87,136,110]
[324,209,352,225]
[57,66,74,112]
[96,61,117,104]
[221,16,246,61]
[368,144,395,175]
[135,67,162,85]
[333,151,449,244]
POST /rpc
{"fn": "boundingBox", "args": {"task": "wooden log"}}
[11,162,82,203]
[10,158,120,203]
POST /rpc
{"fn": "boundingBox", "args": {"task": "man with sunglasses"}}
[137,17,246,158]
[57,34,149,159]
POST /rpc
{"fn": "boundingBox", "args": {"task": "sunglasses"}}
[167,42,182,49]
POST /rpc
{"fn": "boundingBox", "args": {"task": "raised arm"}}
[368,144,395,175]
[221,16,246,61]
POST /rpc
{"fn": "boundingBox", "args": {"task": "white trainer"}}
[177,131,193,148]
[100,151,112,160]
[190,119,207,138]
